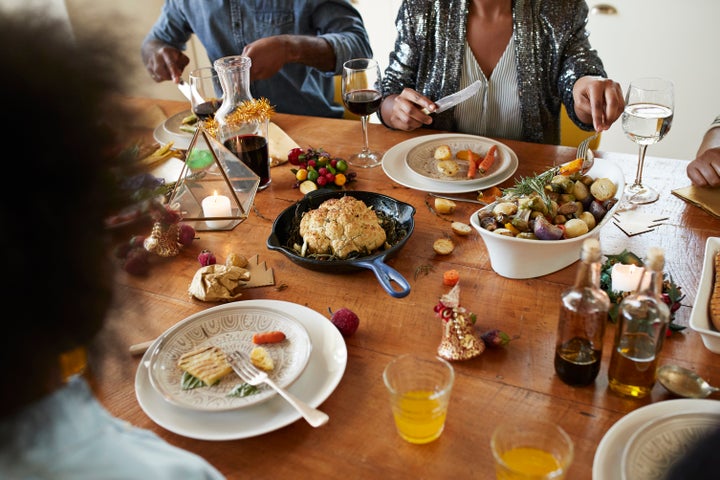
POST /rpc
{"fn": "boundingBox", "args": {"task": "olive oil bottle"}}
[554,238,610,386]
[608,247,670,398]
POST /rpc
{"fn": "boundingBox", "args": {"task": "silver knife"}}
[177,79,194,103]
[422,80,481,115]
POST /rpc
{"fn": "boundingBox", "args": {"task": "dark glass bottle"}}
[554,238,610,386]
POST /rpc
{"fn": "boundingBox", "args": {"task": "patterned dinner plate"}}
[621,411,720,480]
[147,304,311,412]
[404,136,514,185]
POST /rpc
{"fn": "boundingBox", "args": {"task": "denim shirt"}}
[0,376,225,479]
[146,0,372,118]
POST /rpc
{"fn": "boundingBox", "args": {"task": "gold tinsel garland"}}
[202,98,275,138]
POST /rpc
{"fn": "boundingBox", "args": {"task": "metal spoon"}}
[657,365,720,398]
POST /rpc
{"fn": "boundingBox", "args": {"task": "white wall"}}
[586,0,720,159]
[353,0,402,72]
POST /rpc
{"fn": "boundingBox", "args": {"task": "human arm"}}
[141,37,190,84]
[379,89,436,131]
[243,35,335,81]
[571,75,624,132]
[244,0,371,80]
[687,118,720,187]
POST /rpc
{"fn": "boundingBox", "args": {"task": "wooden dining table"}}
[90,97,720,480]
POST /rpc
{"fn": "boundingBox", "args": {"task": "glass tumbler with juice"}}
[382,354,454,444]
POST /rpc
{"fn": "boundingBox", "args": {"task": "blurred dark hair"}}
[0,11,132,373]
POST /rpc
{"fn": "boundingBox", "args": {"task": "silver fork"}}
[576,131,599,174]
[228,350,329,427]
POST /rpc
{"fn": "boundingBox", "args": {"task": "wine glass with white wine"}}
[621,77,674,204]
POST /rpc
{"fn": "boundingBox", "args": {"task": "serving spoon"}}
[657,364,720,398]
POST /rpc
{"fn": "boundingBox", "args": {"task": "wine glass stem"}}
[360,115,370,153]
[632,144,649,188]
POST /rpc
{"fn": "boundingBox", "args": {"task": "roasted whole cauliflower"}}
[298,196,387,259]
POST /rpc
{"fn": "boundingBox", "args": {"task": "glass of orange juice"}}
[491,420,574,479]
[382,354,455,444]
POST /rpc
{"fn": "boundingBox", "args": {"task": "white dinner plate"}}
[593,399,720,480]
[621,410,720,480]
[154,110,194,150]
[135,300,347,440]
[405,136,512,185]
[382,133,518,193]
[147,305,312,412]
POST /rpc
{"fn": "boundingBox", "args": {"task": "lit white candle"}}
[201,191,232,229]
[611,264,651,292]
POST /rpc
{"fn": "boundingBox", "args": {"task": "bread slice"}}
[710,252,720,331]
[250,346,274,372]
[177,345,233,385]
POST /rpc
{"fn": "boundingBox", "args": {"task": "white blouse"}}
[455,37,523,140]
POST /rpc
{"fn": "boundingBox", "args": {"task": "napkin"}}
[672,185,720,219]
[613,210,669,237]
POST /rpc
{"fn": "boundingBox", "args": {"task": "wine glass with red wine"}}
[189,67,222,120]
[342,58,383,168]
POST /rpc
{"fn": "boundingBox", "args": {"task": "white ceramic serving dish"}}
[689,237,720,354]
[469,159,625,279]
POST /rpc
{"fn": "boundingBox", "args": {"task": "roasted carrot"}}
[443,269,460,286]
[466,157,478,179]
[558,158,584,176]
[478,145,497,174]
[252,330,286,344]
[479,186,503,204]
[457,149,481,179]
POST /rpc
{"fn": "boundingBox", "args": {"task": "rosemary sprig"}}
[502,167,559,210]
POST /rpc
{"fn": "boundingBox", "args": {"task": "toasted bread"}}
[177,345,233,385]
[710,252,720,331]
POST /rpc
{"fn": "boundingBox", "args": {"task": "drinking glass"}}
[342,58,383,168]
[491,420,574,479]
[382,354,455,444]
[621,77,674,204]
[189,67,222,120]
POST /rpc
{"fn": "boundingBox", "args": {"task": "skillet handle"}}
[356,257,411,298]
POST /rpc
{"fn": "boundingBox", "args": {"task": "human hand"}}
[142,40,189,83]
[380,89,435,131]
[242,37,286,81]
[572,76,624,132]
[687,148,720,187]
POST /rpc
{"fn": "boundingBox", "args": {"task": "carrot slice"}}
[478,145,497,174]
[252,331,286,344]
[443,269,460,286]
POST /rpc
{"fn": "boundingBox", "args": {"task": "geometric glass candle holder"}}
[168,125,260,231]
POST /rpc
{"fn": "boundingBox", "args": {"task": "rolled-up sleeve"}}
[313,0,373,74]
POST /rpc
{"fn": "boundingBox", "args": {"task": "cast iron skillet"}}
[266,190,415,298]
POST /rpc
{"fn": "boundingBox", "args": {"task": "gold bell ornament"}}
[435,283,485,361]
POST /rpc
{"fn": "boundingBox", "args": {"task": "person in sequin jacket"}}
[378,0,624,144]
